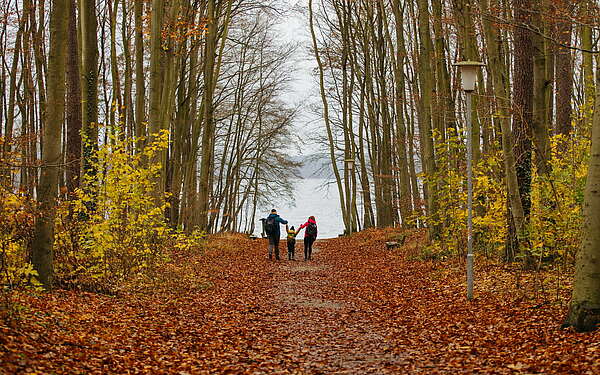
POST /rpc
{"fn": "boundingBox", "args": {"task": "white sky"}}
[273,1,322,156]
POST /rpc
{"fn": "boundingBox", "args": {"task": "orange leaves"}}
[2,230,600,373]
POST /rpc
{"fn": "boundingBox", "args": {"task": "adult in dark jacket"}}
[298,216,317,261]
[265,209,288,260]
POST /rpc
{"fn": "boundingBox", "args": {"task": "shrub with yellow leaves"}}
[421,130,507,258]
[54,129,203,292]
[0,188,39,289]
[529,134,589,264]
[421,126,588,267]
[0,139,40,320]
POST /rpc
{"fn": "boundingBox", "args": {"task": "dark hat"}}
[271,209,277,213]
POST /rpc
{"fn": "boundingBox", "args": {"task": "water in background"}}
[255,178,343,239]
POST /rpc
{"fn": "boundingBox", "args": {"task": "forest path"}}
[3,231,599,374]
[261,242,405,373]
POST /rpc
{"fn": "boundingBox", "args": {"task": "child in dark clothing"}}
[286,225,298,260]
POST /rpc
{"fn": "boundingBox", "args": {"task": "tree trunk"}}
[416,0,439,239]
[79,0,99,193]
[2,12,26,184]
[108,0,123,131]
[479,0,526,260]
[197,0,219,231]
[513,0,534,267]
[134,0,146,151]
[563,58,600,333]
[390,0,413,227]
[374,1,393,228]
[531,3,551,175]
[148,0,166,199]
[555,1,573,137]
[66,0,82,194]
[32,0,69,288]
[581,0,594,117]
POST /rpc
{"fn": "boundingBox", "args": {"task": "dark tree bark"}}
[66,0,82,194]
[134,0,146,151]
[512,0,534,266]
[555,1,574,137]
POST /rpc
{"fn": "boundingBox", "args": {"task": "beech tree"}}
[564,57,600,332]
[31,0,69,288]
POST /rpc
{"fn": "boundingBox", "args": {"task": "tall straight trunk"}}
[563,57,600,333]
[555,1,573,137]
[407,105,422,223]
[513,0,534,265]
[197,0,219,231]
[479,0,524,260]
[390,0,413,227]
[308,0,347,232]
[581,1,594,115]
[160,0,183,197]
[66,0,82,193]
[374,1,393,228]
[122,0,134,139]
[416,0,439,239]
[431,0,458,151]
[21,9,37,193]
[2,12,26,183]
[108,0,123,130]
[148,0,165,197]
[79,0,99,188]
[331,0,352,232]
[544,11,555,136]
[32,0,69,288]
[4,15,25,146]
[182,35,202,231]
[134,0,146,151]
[531,5,551,175]
[357,84,375,228]
[170,43,195,227]
[31,0,47,137]
[357,2,383,227]
[344,1,357,232]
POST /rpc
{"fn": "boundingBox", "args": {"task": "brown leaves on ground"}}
[1,230,599,374]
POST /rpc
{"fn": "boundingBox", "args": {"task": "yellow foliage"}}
[0,187,39,288]
[421,127,588,264]
[529,134,589,262]
[54,129,205,291]
[421,130,506,257]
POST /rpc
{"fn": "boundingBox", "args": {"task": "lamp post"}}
[344,158,355,235]
[454,61,484,301]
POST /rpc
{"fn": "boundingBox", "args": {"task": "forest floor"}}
[1,229,600,374]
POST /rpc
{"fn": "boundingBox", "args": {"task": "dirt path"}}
[3,231,600,374]
[262,243,406,373]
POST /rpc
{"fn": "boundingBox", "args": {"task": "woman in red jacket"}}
[297,216,318,261]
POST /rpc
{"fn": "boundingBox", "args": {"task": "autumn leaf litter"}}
[1,230,599,374]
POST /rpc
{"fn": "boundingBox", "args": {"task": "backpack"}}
[306,222,317,237]
[264,217,276,235]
